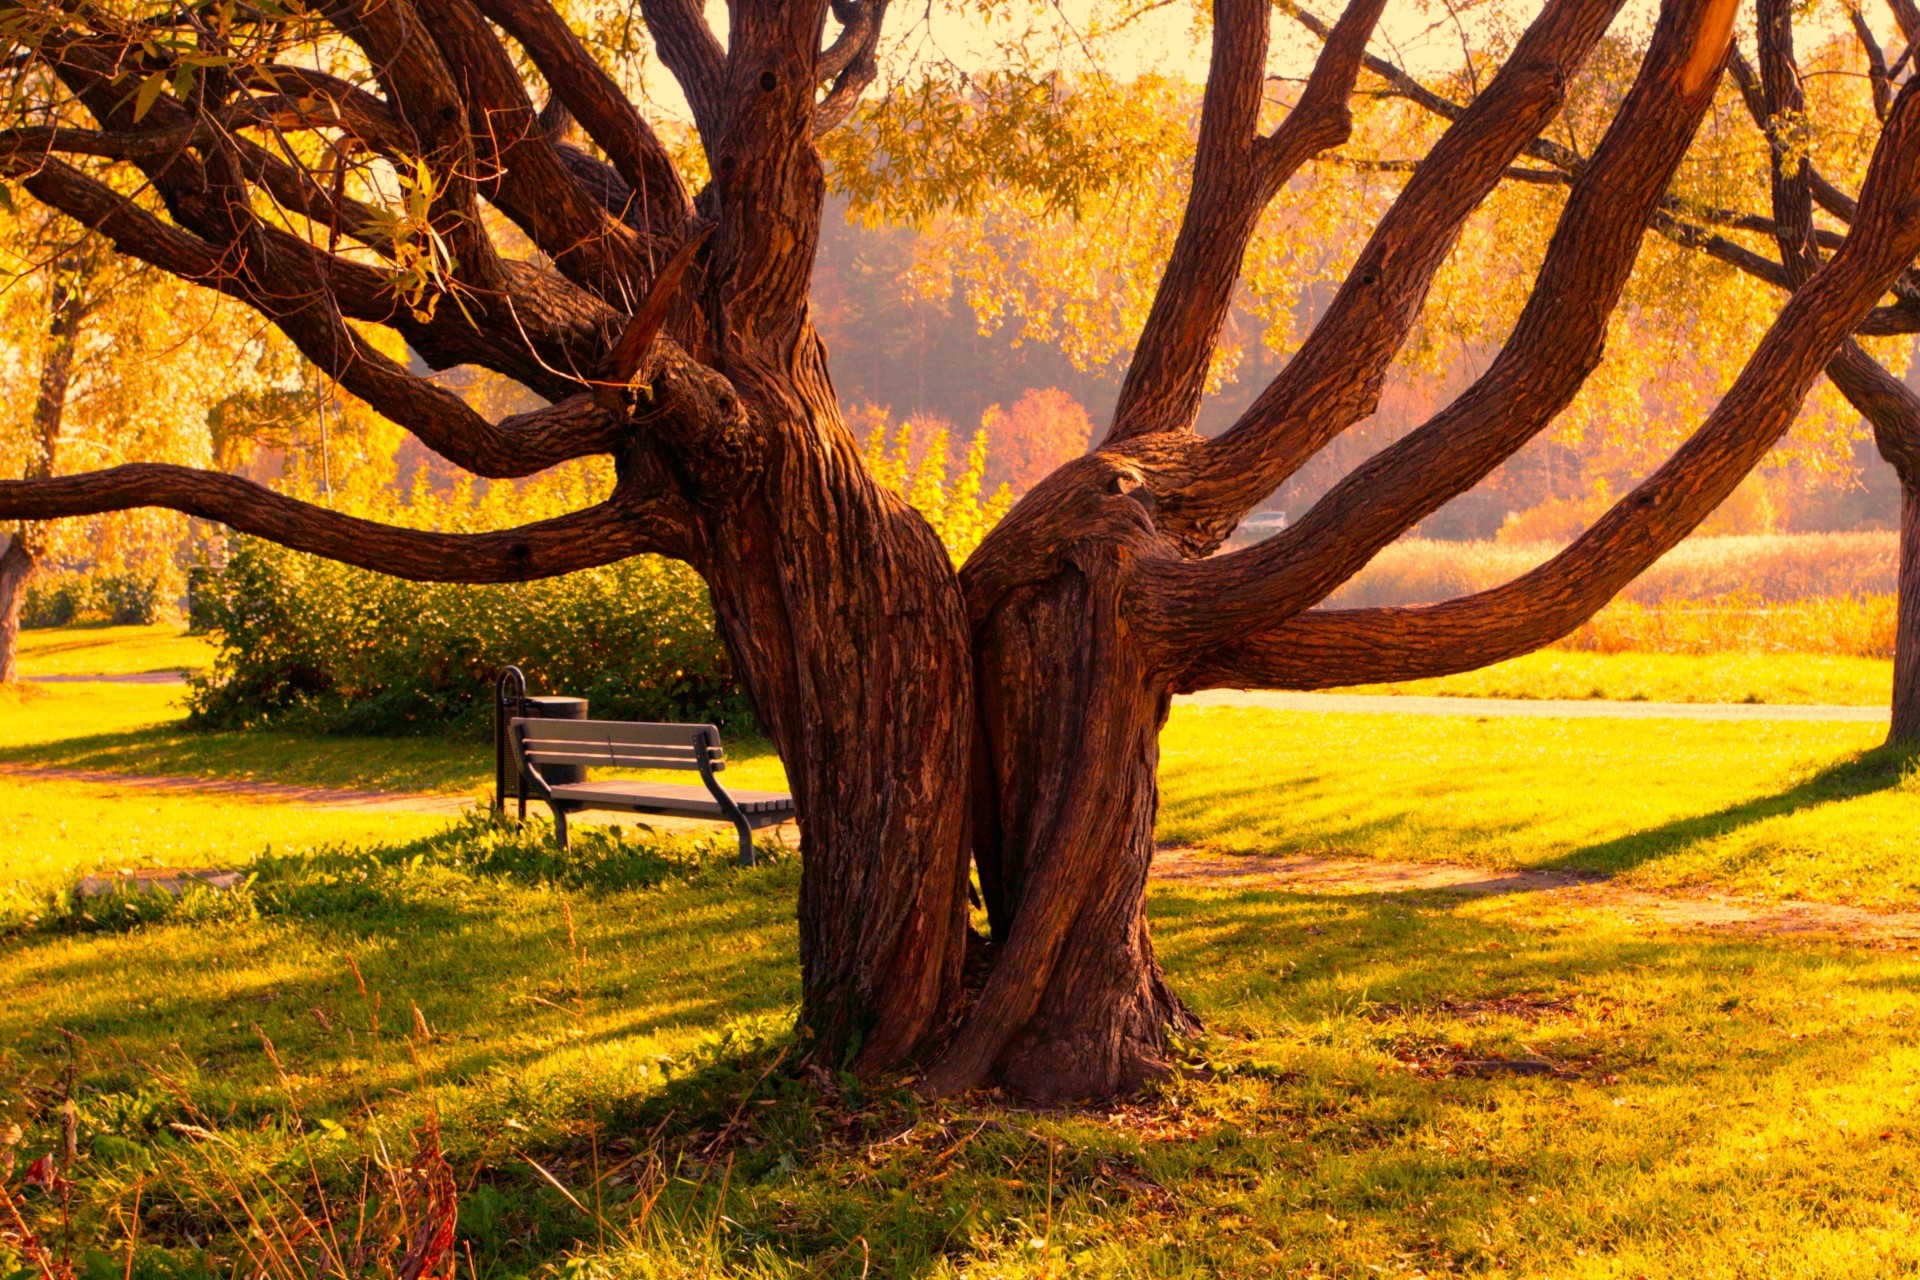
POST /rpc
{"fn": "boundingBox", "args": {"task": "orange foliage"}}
[980,388,1094,495]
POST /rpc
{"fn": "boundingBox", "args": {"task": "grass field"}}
[7,805,1920,1277]
[15,623,217,676]
[8,628,1920,1277]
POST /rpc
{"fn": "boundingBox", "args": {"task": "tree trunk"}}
[1893,478,1920,746]
[693,342,976,1073]
[965,561,1197,1100]
[0,532,33,685]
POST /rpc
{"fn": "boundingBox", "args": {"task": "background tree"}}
[0,206,280,681]
[7,0,1920,1100]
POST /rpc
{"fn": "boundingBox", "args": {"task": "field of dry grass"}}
[1320,532,1899,657]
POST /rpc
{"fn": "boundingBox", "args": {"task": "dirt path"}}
[1175,689,1890,722]
[1156,847,1920,945]
[11,763,1919,943]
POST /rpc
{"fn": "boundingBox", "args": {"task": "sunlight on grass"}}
[1159,706,1920,905]
[7,837,1920,1277]
[8,631,1920,1276]
[16,623,217,676]
[0,774,458,904]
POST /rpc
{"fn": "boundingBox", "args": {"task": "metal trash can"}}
[494,666,589,814]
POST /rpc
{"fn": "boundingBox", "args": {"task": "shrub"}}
[21,569,169,627]
[188,541,748,735]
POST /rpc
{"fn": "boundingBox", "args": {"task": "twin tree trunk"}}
[19,0,1920,1106]
[684,349,1191,1098]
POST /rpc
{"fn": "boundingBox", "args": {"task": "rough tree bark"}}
[0,536,31,686]
[5,0,1920,1100]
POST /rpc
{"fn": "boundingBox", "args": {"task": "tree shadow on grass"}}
[1543,741,1919,878]
[0,721,487,793]
[466,883,1920,1280]
[15,860,1920,1280]
[1155,767,1542,857]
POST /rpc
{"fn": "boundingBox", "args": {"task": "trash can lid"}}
[522,696,589,716]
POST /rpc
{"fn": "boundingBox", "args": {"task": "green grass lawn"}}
[1160,706,1919,906]
[6,676,1919,909]
[8,631,1920,1276]
[15,623,217,676]
[6,827,1920,1278]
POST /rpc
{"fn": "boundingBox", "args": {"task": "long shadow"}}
[1544,741,1917,877]
[1157,767,1543,855]
[0,721,488,792]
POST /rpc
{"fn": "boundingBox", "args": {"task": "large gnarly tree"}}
[8,0,1920,1099]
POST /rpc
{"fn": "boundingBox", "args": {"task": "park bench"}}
[493,670,791,865]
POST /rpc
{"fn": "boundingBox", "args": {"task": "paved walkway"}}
[1175,689,1890,722]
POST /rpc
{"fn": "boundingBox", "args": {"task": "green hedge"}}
[188,536,749,735]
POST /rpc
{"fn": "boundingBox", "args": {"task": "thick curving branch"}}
[11,156,627,477]
[1103,0,1388,445]
[814,0,889,134]
[473,0,693,239]
[704,0,838,357]
[1142,0,1736,651]
[1177,70,1920,694]
[640,0,729,147]
[0,466,695,580]
[1165,0,1645,543]
[424,0,654,306]
[311,0,508,293]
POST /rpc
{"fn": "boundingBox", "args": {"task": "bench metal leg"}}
[552,804,569,849]
[731,813,756,868]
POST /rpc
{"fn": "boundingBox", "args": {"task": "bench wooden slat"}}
[517,747,719,769]
[548,781,795,816]
[500,706,787,866]
[509,717,717,748]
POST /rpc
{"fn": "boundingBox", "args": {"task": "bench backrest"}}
[510,717,724,772]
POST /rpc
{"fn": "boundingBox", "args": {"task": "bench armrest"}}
[694,729,759,867]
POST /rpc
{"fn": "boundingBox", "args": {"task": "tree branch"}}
[423,0,654,307]
[11,157,627,478]
[1143,0,1737,650]
[1103,0,1388,444]
[1177,69,1920,692]
[1167,0,1640,542]
[640,0,729,147]
[813,0,888,134]
[472,0,693,238]
[0,466,693,580]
